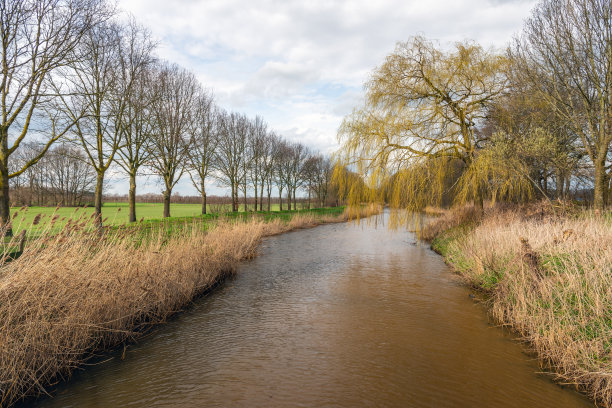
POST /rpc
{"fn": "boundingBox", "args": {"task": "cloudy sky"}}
[110,0,537,196]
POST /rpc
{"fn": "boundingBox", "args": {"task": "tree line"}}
[337,0,611,211]
[1,0,336,232]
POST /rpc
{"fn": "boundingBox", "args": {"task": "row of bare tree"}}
[1,0,336,230]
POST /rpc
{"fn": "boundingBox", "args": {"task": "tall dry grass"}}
[426,204,612,406]
[0,205,380,407]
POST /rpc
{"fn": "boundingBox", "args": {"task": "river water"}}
[32,215,591,407]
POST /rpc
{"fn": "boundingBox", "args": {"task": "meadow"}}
[9,203,290,236]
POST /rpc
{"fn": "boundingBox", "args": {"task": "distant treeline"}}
[103,193,339,207]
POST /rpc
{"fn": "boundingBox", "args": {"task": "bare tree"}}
[58,20,125,225]
[115,19,157,222]
[214,111,248,212]
[313,155,333,207]
[287,142,309,210]
[239,118,253,212]
[0,0,107,231]
[45,143,96,206]
[10,142,95,206]
[186,90,217,215]
[148,63,198,218]
[302,154,320,209]
[260,132,279,211]
[246,116,268,211]
[274,140,293,211]
[11,142,44,206]
[513,0,612,209]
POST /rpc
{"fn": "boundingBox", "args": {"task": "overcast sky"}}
[109,0,537,196]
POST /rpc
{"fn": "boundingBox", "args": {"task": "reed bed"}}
[0,205,380,407]
[425,204,612,406]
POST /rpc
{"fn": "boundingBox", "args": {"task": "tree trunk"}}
[28,177,33,206]
[129,172,137,223]
[201,191,207,215]
[0,161,11,236]
[94,171,104,227]
[279,188,283,211]
[243,183,247,212]
[253,179,258,212]
[594,155,607,210]
[260,182,265,211]
[293,189,296,210]
[163,189,171,218]
[231,181,236,212]
[267,192,271,211]
[307,188,311,209]
[555,170,564,199]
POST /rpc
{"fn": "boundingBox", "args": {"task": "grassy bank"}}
[0,205,379,407]
[422,204,612,407]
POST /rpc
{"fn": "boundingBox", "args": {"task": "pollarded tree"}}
[337,36,525,213]
[148,63,199,218]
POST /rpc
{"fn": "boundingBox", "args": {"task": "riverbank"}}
[422,204,612,407]
[0,205,379,407]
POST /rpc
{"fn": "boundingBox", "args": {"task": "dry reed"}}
[426,204,612,407]
[0,205,380,407]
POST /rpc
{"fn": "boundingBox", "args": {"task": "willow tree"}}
[336,36,530,216]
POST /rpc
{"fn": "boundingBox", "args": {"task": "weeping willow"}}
[334,36,533,227]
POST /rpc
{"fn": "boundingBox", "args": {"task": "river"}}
[31,215,591,407]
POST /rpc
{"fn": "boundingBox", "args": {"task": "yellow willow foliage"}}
[454,148,533,205]
[334,36,532,224]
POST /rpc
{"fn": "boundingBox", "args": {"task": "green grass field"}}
[8,202,331,236]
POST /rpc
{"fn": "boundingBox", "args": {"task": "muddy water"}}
[32,215,591,407]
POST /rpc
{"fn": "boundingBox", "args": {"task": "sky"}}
[108,0,538,196]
